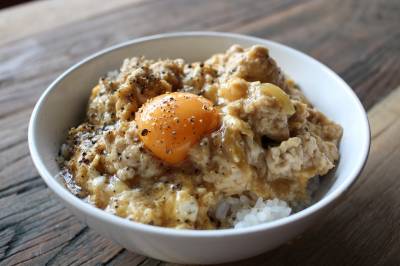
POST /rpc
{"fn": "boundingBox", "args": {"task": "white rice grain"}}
[233,198,291,228]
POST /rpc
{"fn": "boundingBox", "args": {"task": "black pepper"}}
[141,129,149,136]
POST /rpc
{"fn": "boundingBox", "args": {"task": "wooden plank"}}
[0,0,400,265]
[0,0,140,45]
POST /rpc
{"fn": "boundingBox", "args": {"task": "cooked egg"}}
[260,83,295,115]
[219,78,248,101]
[135,92,220,164]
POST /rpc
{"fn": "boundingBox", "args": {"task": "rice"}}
[233,198,291,229]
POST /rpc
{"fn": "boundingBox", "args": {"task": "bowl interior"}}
[30,32,369,224]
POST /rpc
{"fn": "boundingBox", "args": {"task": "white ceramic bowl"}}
[28,32,370,264]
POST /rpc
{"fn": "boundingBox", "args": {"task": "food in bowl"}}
[58,45,342,229]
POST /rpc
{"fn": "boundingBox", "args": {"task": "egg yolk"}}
[135,92,220,164]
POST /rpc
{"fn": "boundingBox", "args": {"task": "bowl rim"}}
[28,31,370,237]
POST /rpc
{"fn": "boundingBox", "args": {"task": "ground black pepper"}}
[141,129,149,136]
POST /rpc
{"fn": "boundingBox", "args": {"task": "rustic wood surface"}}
[0,0,399,265]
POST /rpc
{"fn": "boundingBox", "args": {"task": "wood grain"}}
[0,0,140,45]
[0,0,399,265]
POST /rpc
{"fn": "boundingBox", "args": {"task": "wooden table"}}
[1,0,399,265]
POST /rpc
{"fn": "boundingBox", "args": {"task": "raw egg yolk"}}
[135,92,220,164]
